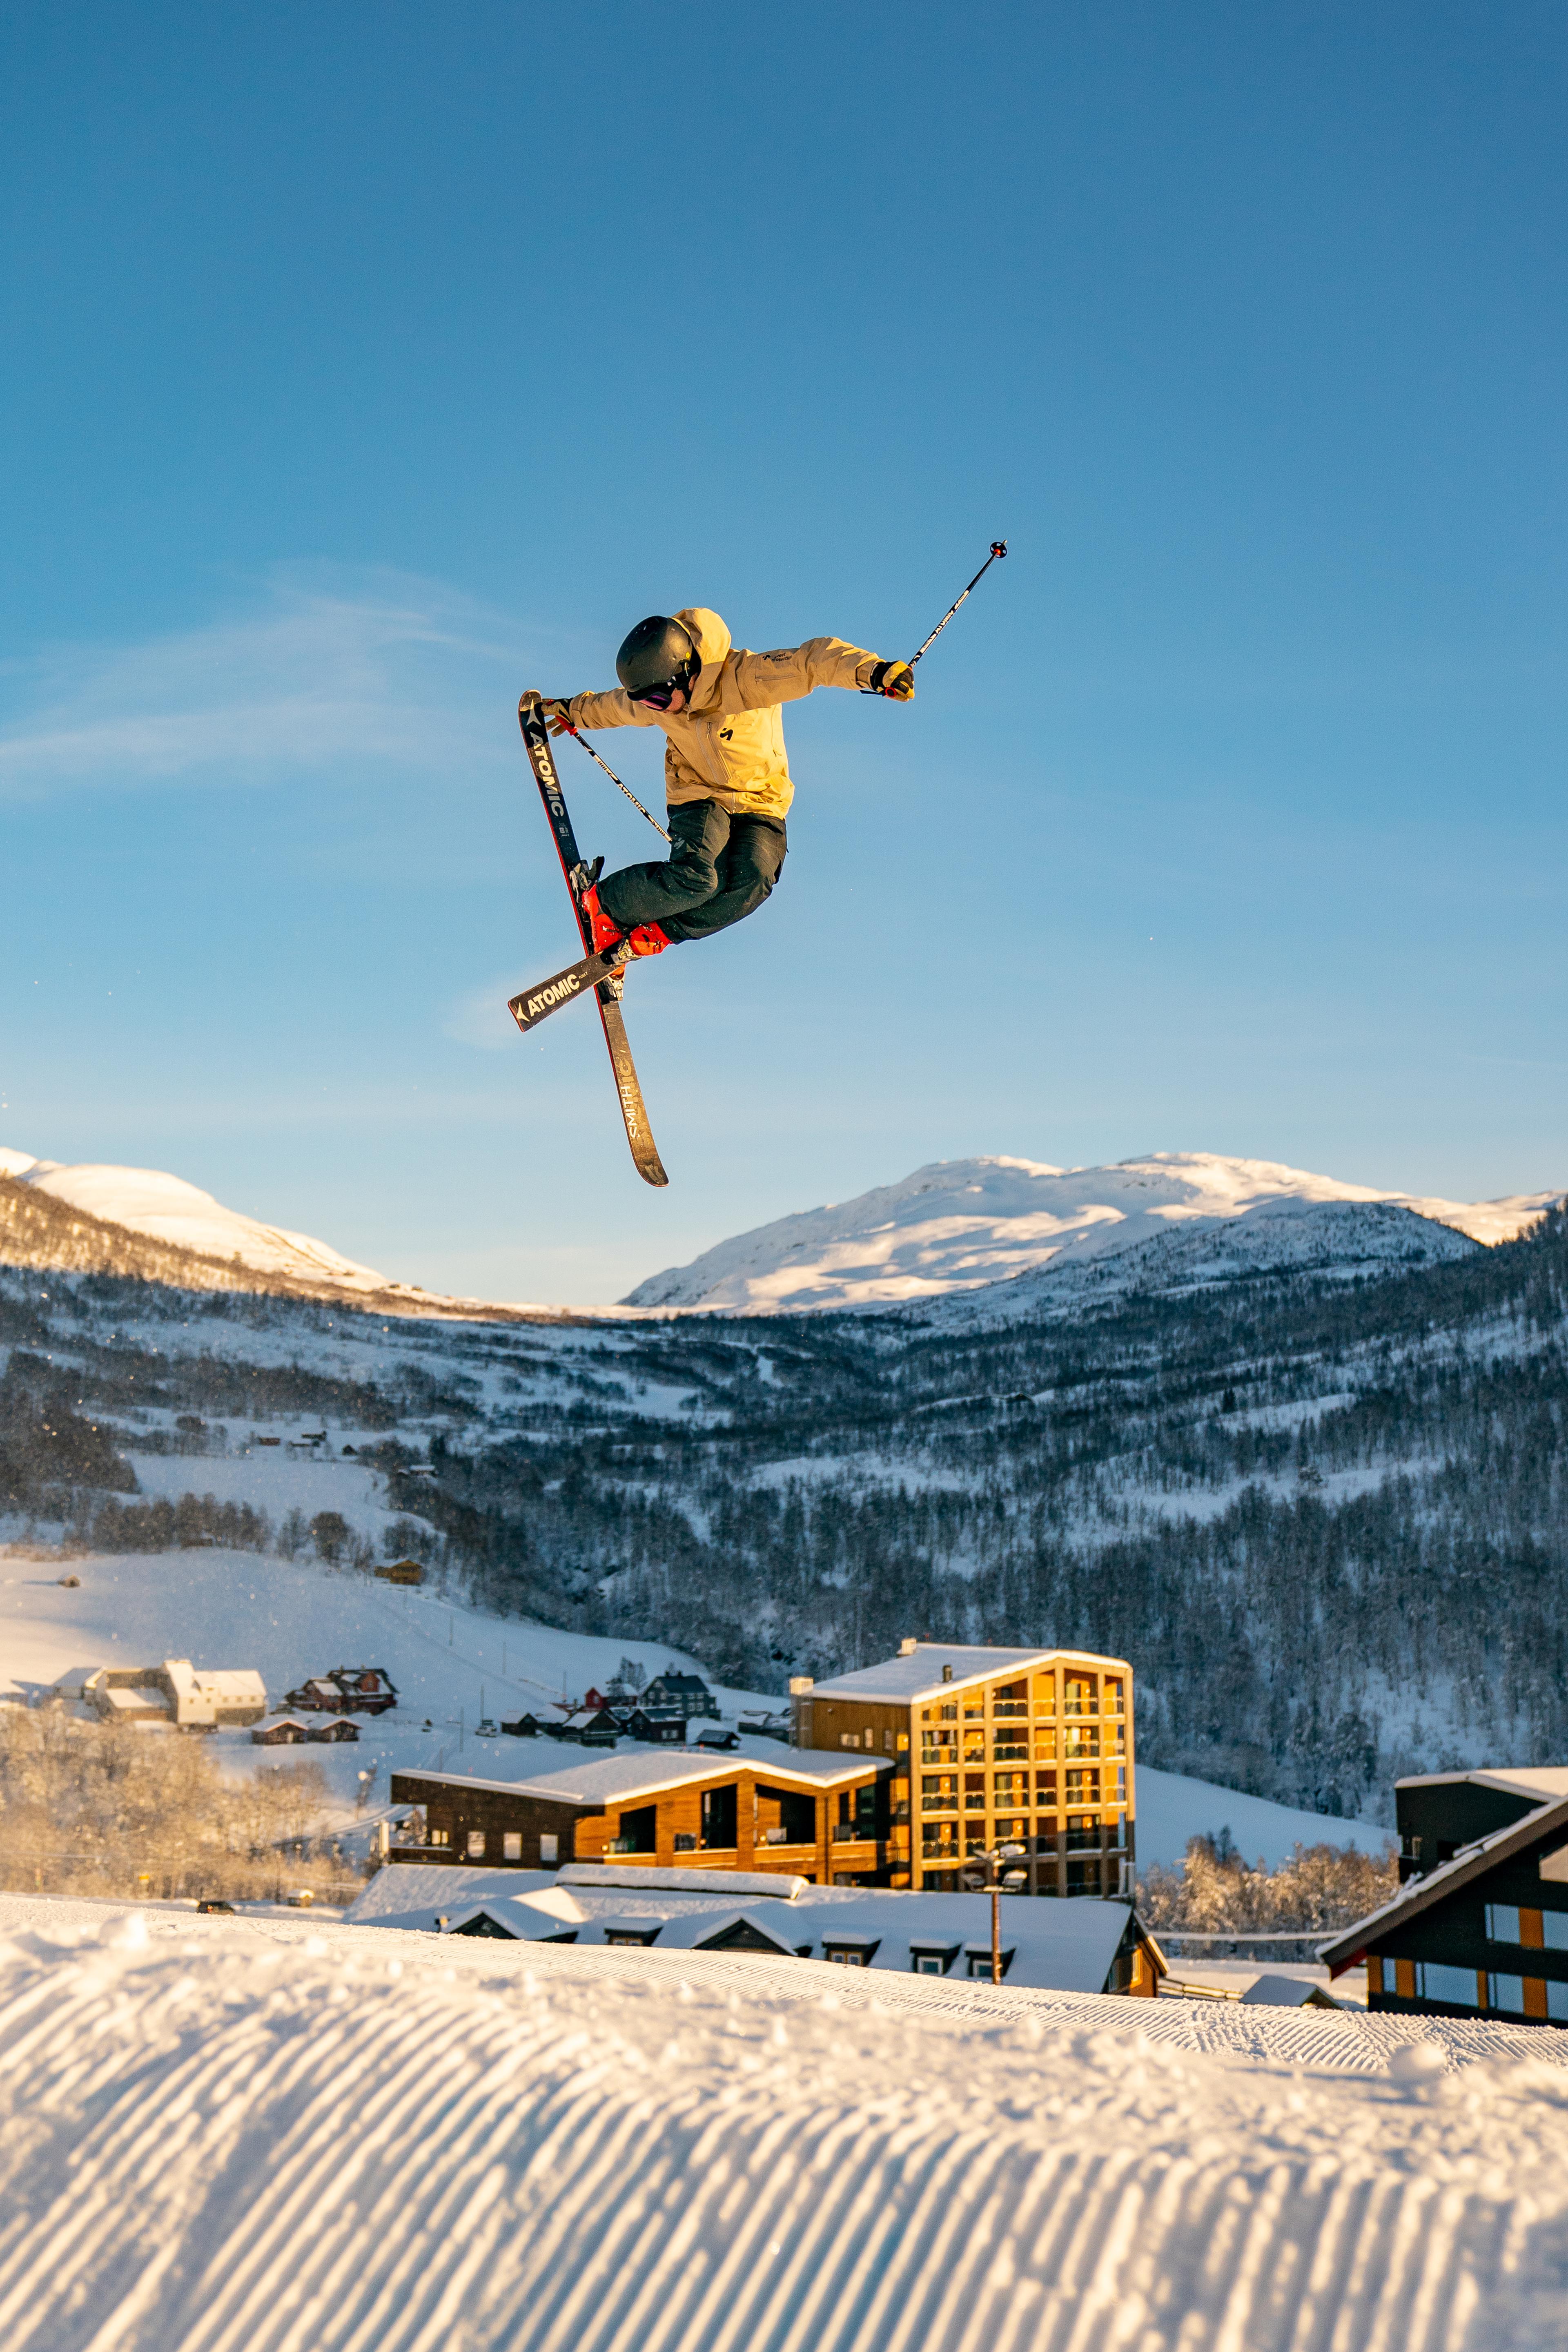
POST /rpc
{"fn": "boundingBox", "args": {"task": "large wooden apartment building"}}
[791,1641,1134,1893]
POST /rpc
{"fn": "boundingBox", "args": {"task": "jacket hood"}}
[673,609,731,712]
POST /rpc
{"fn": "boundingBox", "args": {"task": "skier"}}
[540,608,914,961]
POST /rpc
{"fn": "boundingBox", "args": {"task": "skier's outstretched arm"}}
[542,688,656,737]
[724,638,915,709]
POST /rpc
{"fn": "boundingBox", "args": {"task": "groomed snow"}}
[621,1152,1559,1314]
[3,1893,1568,2351]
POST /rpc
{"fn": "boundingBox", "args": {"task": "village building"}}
[1323,1767,1568,2027]
[282,1666,398,1716]
[389,1739,891,1881]
[791,1640,1134,1893]
[71,1659,267,1730]
[348,1860,1168,1998]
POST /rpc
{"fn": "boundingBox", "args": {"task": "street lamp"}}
[962,1841,1028,1983]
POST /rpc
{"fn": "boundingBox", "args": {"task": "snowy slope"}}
[0,1145,393,1290]
[2,1894,1567,2352]
[623,1151,1556,1313]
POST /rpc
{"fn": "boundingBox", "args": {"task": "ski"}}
[507,944,627,1037]
[515,693,670,1188]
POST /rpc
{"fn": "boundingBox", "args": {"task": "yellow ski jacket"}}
[563,607,886,821]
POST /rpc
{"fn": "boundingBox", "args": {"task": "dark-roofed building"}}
[792,1640,1134,1894]
[1323,1777,1568,2028]
[1394,1766,1568,1883]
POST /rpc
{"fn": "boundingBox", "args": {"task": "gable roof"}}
[1321,1789,1568,1975]
[1396,1765,1568,1806]
[807,1643,1129,1706]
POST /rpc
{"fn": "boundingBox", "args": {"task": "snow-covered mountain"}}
[0,1146,392,1292]
[622,1152,1562,1314]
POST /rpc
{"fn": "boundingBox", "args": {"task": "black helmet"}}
[616,614,699,705]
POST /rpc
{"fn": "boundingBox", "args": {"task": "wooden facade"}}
[792,1644,1135,1894]
[388,1754,887,1881]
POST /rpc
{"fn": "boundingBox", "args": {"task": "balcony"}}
[993,1702,1028,1719]
[831,1825,879,1846]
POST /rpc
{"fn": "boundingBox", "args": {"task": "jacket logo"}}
[719,728,733,741]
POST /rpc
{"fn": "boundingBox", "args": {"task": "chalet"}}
[1322,1772,1568,2027]
[500,1715,546,1738]
[641,1672,719,1722]
[307,1717,362,1744]
[350,1860,1167,1997]
[621,1708,686,1745]
[283,1666,398,1716]
[556,1708,621,1748]
[252,1716,312,1746]
[79,1659,267,1730]
[389,1741,891,1880]
[792,1640,1134,1894]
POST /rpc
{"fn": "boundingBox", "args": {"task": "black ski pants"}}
[597,797,787,944]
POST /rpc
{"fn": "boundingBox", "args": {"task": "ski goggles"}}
[626,660,698,711]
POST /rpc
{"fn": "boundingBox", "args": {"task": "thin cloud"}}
[0,566,564,800]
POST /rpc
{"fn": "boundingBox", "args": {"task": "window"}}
[1065,1768,1100,1803]
[939,1703,958,1722]
[896,1731,909,1751]
[824,1938,879,1966]
[963,1702,985,1721]
[466,1830,486,1859]
[922,1773,959,1813]
[1106,1678,1125,1717]
[1064,1725,1100,1759]
[760,1786,816,1846]
[1415,1962,1479,2008]
[963,1772,987,1812]
[1488,1974,1525,2014]
[965,1948,1014,1980]
[700,1786,737,1850]
[993,1771,1027,1807]
[962,1732,987,1766]
[429,1827,450,1846]
[503,1832,522,1862]
[1486,1904,1523,1945]
[1546,1913,1568,1950]
[1064,1675,1097,1717]
[909,1942,959,1975]
[1551,1982,1568,2021]
[993,1681,1028,1718]
[539,1833,558,1864]
[673,1831,697,1851]
[992,1733,1028,1761]
[611,1804,657,1856]
[1033,1725,1058,1761]
[922,1822,959,1860]
[922,1729,957,1765]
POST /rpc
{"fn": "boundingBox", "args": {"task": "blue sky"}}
[2,4,1564,1302]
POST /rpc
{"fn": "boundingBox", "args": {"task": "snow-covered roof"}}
[807,1643,1127,1705]
[395,1741,882,1808]
[1395,1765,1568,1804]
[349,1865,1154,1995]
[560,1863,810,1900]
[1321,1788,1568,1974]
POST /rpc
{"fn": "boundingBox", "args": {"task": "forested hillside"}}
[3,1199,1564,1822]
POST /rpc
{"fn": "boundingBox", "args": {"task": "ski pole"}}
[552,713,670,843]
[907,540,1008,670]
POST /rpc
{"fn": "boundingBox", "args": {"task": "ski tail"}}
[516,693,670,1188]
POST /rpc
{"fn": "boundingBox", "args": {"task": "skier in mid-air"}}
[540,608,914,962]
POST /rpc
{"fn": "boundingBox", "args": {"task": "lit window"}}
[466,1831,486,1859]
[1064,1675,1097,1717]
[503,1832,522,1861]
[539,1833,558,1864]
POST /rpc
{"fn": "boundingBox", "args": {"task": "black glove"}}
[869,660,915,701]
